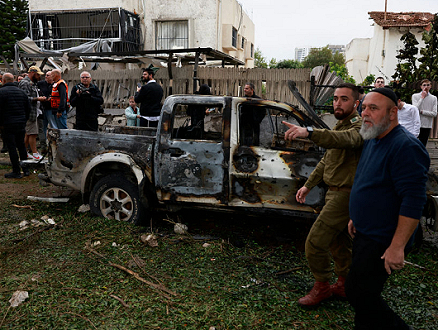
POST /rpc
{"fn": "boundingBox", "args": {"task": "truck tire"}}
[90,174,144,225]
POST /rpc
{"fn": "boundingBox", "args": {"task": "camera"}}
[76,83,90,94]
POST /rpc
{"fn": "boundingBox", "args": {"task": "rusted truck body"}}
[44,95,332,224]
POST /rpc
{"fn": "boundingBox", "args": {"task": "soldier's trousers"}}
[305,190,352,282]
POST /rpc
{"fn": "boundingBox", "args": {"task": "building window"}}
[241,37,245,50]
[156,20,188,50]
[251,43,254,58]
[232,27,237,48]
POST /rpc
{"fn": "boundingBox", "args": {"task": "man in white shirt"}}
[412,79,437,146]
[396,92,420,137]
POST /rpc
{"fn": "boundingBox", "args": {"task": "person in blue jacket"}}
[125,96,140,127]
[347,87,429,330]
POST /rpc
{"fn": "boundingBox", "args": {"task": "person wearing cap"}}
[134,65,163,128]
[18,66,46,161]
[283,83,363,307]
[346,87,429,330]
[412,79,437,146]
[0,73,31,178]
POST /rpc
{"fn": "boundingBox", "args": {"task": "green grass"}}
[0,188,437,329]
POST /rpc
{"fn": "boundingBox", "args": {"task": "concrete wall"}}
[220,0,255,67]
[345,38,370,84]
[346,24,428,84]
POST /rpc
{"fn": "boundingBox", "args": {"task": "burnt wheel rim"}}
[99,187,133,221]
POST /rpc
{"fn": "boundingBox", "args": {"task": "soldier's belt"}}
[328,186,352,193]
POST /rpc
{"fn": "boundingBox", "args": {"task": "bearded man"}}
[347,88,429,329]
[283,83,363,306]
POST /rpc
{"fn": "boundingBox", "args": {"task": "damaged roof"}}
[369,11,435,29]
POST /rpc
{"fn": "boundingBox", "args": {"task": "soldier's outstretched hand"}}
[282,121,309,140]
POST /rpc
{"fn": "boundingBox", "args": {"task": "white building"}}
[26,0,255,67]
[346,11,435,84]
[295,47,310,62]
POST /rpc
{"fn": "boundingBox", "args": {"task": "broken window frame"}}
[28,8,142,52]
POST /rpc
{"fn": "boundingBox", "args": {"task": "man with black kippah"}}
[346,87,429,330]
[135,64,163,128]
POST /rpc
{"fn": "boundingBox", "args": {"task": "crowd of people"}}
[0,67,104,178]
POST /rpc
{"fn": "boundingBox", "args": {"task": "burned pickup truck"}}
[44,95,333,223]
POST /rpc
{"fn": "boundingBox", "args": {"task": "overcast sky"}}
[238,0,438,61]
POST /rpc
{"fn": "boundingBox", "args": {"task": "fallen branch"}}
[84,246,107,259]
[12,204,32,209]
[109,294,130,308]
[109,262,177,298]
[131,254,164,285]
[404,260,426,269]
[275,267,303,276]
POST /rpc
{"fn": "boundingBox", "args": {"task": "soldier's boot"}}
[330,276,347,299]
[298,281,332,307]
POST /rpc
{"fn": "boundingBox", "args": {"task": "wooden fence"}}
[62,67,312,109]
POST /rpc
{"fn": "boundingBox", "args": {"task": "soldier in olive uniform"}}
[283,83,363,307]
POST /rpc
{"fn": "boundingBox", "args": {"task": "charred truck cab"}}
[45,95,329,224]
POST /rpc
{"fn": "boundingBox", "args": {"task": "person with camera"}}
[70,71,104,131]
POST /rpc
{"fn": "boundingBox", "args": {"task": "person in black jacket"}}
[0,73,31,178]
[134,65,163,128]
[70,71,104,131]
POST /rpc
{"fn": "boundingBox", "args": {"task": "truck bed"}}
[45,126,156,191]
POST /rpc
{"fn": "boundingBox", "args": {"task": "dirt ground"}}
[0,150,77,201]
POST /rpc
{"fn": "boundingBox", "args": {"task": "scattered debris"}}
[27,196,70,203]
[13,219,61,243]
[19,220,29,229]
[174,223,188,235]
[78,204,90,213]
[91,241,101,247]
[140,234,158,247]
[40,215,56,225]
[9,291,29,307]
[241,278,266,289]
[202,243,211,248]
[112,242,119,247]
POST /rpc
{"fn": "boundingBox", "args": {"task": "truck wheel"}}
[90,174,144,224]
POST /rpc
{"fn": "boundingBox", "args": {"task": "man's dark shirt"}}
[70,84,104,122]
[37,80,53,111]
[134,81,164,117]
[240,93,265,146]
[0,82,30,126]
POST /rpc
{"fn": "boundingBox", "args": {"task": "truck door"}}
[154,96,231,205]
[229,100,325,215]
